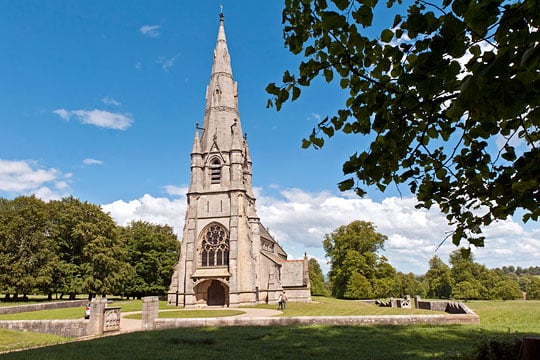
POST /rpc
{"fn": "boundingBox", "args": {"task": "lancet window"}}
[201,223,229,267]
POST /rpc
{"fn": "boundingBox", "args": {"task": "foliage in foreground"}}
[268,0,540,248]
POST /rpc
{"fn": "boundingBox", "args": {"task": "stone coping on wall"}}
[0,300,87,315]
[153,313,480,329]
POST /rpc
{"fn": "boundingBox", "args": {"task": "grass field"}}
[0,298,538,359]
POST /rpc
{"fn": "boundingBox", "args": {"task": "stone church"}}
[168,13,311,307]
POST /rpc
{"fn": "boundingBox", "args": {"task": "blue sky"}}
[1,1,538,275]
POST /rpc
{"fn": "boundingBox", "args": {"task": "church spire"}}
[200,11,241,154]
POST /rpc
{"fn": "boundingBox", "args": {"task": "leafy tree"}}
[449,249,490,298]
[493,278,523,300]
[392,271,425,298]
[0,196,58,300]
[323,220,394,299]
[527,276,540,300]
[424,255,452,299]
[308,258,328,296]
[120,221,180,298]
[452,280,483,300]
[49,197,128,298]
[267,0,540,248]
[345,272,372,299]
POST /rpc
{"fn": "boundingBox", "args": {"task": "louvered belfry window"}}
[210,159,221,184]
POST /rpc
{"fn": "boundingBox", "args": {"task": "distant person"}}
[281,291,288,310]
[277,292,283,310]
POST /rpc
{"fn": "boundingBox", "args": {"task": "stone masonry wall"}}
[0,319,90,338]
[152,313,479,329]
[0,300,87,315]
[0,299,100,338]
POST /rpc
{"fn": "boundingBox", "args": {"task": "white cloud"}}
[83,158,103,166]
[140,25,161,38]
[53,108,70,120]
[101,97,121,106]
[135,62,142,71]
[158,55,179,71]
[164,185,188,196]
[101,187,540,276]
[0,159,70,200]
[102,193,187,234]
[53,109,133,130]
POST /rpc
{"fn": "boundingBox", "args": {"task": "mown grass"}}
[0,298,538,359]
[253,296,444,316]
[0,330,68,354]
[125,309,245,319]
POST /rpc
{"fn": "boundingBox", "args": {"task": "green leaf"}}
[353,5,373,27]
[393,14,402,28]
[324,68,334,82]
[338,178,355,191]
[380,29,394,43]
[334,0,350,11]
[292,86,301,101]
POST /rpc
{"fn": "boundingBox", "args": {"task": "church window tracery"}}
[201,223,229,267]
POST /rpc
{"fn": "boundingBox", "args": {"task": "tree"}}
[424,255,453,298]
[49,196,128,298]
[308,258,328,296]
[392,271,425,298]
[267,0,540,248]
[120,221,180,298]
[0,196,58,300]
[493,278,522,300]
[526,277,540,300]
[323,220,394,298]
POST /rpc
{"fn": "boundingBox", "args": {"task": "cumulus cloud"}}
[140,25,161,38]
[83,158,103,166]
[102,193,187,233]
[0,159,70,200]
[101,187,540,276]
[53,109,133,130]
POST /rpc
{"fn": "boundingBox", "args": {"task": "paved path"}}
[120,307,282,334]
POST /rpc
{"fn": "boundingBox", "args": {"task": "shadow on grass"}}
[0,325,528,360]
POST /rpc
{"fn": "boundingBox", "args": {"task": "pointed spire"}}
[211,10,232,77]
[201,11,240,152]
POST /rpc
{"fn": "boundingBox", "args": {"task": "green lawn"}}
[124,309,245,319]
[0,298,538,359]
[253,296,444,316]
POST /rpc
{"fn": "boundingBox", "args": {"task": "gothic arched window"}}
[201,223,229,267]
[210,158,221,184]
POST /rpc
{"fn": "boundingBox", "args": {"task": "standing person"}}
[277,292,283,310]
[281,291,288,310]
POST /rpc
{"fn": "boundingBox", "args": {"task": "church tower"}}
[168,12,310,307]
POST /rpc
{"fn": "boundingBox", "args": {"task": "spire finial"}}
[219,4,224,19]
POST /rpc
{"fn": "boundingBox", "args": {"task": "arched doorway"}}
[207,280,226,306]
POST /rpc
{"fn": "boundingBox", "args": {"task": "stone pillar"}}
[142,296,159,331]
[414,295,421,309]
[88,297,107,335]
